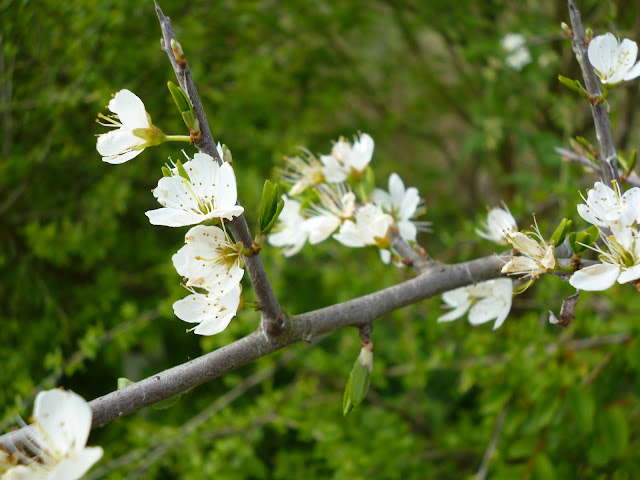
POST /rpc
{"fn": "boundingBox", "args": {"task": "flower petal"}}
[569,263,620,291]
[33,389,92,457]
[617,263,640,284]
[108,89,149,129]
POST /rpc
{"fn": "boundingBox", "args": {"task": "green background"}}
[2,0,640,478]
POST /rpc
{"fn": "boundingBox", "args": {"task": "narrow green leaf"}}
[176,160,190,181]
[117,377,134,390]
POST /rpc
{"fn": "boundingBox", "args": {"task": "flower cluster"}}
[438,278,513,330]
[269,134,429,265]
[98,92,245,335]
[155,148,246,335]
[501,33,532,72]
[570,181,640,291]
[1,389,102,479]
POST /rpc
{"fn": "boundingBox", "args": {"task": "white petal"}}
[588,33,619,80]
[569,263,620,291]
[212,162,240,214]
[174,293,221,324]
[379,248,391,264]
[441,287,470,308]
[33,389,92,456]
[46,447,104,480]
[320,155,348,183]
[96,129,144,156]
[618,39,638,73]
[101,149,144,164]
[145,208,204,227]
[399,187,420,220]
[108,89,149,129]
[397,220,417,243]
[333,220,366,247]
[306,214,341,244]
[350,133,374,171]
[371,188,392,211]
[617,263,640,284]
[623,60,640,81]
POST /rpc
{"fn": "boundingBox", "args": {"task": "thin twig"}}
[153,1,283,336]
[475,401,509,480]
[567,0,619,184]
[555,146,640,187]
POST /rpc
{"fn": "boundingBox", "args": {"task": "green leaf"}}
[175,160,191,181]
[161,166,172,177]
[167,81,192,113]
[549,218,572,246]
[258,180,283,234]
[558,75,587,97]
[117,377,134,390]
[628,149,637,173]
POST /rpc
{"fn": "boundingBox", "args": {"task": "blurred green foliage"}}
[2,0,640,478]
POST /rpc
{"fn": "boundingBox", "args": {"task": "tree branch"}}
[153,1,282,334]
[0,254,505,448]
[567,0,619,184]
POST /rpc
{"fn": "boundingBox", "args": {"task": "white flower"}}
[588,33,640,85]
[372,173,429,243]
[146,150,244,227]
[304,184,356,244]
[281,148,325,195]
[172,225,244,297]
[569,225,640,291]
[577,181,640,229]
[1,389,103,479]
[438,278,513,330]
[268,196,310,256]
[320,133,374,183]
[174,284,241,335]
[476,205,518,245]
[501,33,532,71]
[333,203,393,248]
[502,223,556,278]
[96,89,165,164]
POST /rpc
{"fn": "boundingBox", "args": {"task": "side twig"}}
[567,0,619,185]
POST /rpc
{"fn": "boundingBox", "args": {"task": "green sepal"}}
[117,377,134,390]
[152,395,182,410]
[343,350,372,416]
[549,218,572,246]
[175,160,191,181]
[558,75,588,98]
[258,180,284,235]
[161,166,172,177]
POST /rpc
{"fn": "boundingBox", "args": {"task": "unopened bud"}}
[171,39,187,67]
[585,27,593,45]
[561,22,573,39]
